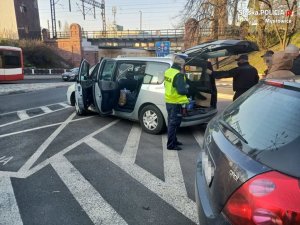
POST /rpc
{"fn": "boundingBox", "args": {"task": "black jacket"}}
[213,62,259,92]
[291,56,300,75]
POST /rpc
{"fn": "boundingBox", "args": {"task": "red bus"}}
[0,46,24,81]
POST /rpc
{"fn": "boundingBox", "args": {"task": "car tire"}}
[75,99,87,116]
[139,105,165,135]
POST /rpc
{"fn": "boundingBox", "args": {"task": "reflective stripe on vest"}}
[164,68,189,104]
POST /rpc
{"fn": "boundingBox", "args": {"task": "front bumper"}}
[195,154,231,225]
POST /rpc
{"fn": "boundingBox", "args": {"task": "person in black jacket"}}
[285,44,300,75]
[211,54,259,100]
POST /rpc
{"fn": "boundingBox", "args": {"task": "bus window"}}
[0,50,3,68]
[3,50,21,68]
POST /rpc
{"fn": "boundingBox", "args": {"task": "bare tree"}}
[258,0,298,49]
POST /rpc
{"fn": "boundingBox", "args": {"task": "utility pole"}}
[79,0,106,32]
[50,0,57,38]
[139,10,142,30]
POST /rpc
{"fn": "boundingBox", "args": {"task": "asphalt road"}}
[0,77,233,225]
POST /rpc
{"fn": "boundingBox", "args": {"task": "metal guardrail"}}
[24,68,68,75]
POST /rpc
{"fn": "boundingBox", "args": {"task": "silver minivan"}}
[74,40,258,134]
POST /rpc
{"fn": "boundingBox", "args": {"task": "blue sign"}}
[155,41,170,57]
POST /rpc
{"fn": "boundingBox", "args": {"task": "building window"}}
[20,4,27,13]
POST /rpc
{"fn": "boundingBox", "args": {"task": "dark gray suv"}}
[195,78,300,225]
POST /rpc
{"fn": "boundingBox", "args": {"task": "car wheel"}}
[139,105,165,135]
[70,92,75,106]
[75,99,86,116]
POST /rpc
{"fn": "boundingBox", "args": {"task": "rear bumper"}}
[195,154,231,225]
[181,109,217,127]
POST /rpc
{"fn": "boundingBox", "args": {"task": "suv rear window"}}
[222,83,300,153]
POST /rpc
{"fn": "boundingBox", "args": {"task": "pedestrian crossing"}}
[0,102,72,128]
[0,113,206,225]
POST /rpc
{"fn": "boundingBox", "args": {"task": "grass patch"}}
[218,32,300,74]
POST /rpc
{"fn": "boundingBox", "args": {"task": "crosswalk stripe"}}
[0,177,23,225]
[59,103,70,108]
[86,137,199,224]
[52,157,128,225]
[40,106,53,113]
[17,110,29,120]
[162,135,187,197]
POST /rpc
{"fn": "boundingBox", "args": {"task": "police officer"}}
[211,54,259,100]
[164,53,189,151]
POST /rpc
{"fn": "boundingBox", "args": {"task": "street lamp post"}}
[139,10,142,30]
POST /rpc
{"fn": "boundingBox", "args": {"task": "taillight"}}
[265,80,284,88]
[224,171,300,225]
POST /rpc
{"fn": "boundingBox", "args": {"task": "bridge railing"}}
[81,29,185,39]
[50,27,240,40]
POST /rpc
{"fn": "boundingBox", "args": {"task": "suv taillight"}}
[224,171,300,225]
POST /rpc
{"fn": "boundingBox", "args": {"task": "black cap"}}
[261,50,274,58]
[235,54,248,61]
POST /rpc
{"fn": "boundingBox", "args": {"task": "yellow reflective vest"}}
[164,68,189,104]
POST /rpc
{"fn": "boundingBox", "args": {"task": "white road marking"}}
[0,177,23,225]
[121,124,142,164]
[0,116,95,139]
[0,102,69,116]
[19,112,76,173]
[0,156,14,166]
[162,135,187,197]
[40,106,53,113]
[59,103,70,108]
[0,107,72,128]
[86,137,199,224]
[52,157,128,225]
[17,110,29,120]
[25,120,120,178]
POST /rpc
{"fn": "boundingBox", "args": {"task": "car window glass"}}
[116,62,146,83]
[80,62,89,81]
[144,62,170,84]
[101,61,115,81]
[222,84,300,154]
[90,64,99,79]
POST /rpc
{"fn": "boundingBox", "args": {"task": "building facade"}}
[0,0,41,39]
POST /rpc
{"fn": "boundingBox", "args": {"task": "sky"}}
[38,0,187,32]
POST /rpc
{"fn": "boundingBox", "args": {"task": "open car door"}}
[93,59,118,115]
[75,59,90,115]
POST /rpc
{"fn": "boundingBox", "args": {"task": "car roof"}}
[113,57,172,64]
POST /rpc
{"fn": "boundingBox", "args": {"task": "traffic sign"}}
[155,41,170,57]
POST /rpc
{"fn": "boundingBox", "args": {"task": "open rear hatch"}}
[181,40,259,117]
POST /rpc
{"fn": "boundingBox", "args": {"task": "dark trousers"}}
[166,103,182,149]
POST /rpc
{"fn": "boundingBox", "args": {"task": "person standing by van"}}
[164,53,189,151]
[211,54,259,100]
